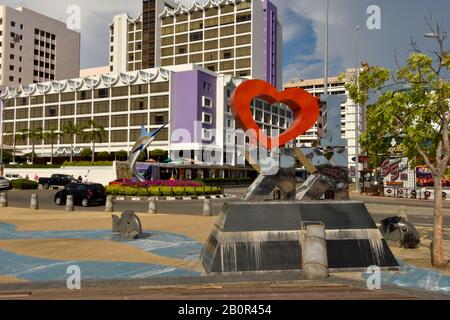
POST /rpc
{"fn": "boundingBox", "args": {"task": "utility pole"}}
[354,25,361,193]
[324,0,330,95]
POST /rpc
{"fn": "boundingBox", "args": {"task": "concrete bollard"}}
[148,197,157,214]
[30,193,39,210]
[0,193,8,208]
[302,224,329,280]
[105,195,114,213]
[65,195,74,212]
[203,199,212,216]
[399,205,408,221]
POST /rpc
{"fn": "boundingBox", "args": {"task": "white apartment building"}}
[109,13,144,73]
[110,0,283,88]
[284,69,364,174]
[0,6,80,90]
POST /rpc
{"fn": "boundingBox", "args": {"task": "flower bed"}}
[106,185,223,197]
[122,180,204,188]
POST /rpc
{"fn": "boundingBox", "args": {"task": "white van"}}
[5,174,23,180]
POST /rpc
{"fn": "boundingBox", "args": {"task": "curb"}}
[114,194,235,202]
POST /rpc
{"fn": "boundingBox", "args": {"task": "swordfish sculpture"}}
[129,123,169,182]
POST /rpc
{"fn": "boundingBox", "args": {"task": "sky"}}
[3,0,449,82]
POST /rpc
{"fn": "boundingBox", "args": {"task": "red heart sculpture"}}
[230,80,320,150]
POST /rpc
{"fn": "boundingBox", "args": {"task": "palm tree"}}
[45,128,60,164]
[9,132,21,164]
[17,129,30,163]
[62,121,84,162]
[28,128,45,164]
[83,119,106,163]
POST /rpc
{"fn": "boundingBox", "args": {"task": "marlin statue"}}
[129,123,169,182]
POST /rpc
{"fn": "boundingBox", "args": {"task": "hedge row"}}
[6,164,61,169]
[106,185,223,197]
[11,179,39,190]
[62,161,113,167]
[196,177,254,186]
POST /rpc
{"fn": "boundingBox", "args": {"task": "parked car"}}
[39,174,75,190]
[109,178,131,186]
[4,174,23,181]
[54,183,107,207]
[0,177,11,190]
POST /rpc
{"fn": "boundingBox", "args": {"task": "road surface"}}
[3,188,450,227]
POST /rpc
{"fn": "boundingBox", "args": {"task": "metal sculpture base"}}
[201,201,399,274]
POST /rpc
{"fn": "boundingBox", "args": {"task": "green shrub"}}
[81,148,92,160]
[105,185,223,197]
[115,150,128,161]
[11,179,38,190]
[6,164,61,169]
[63,161,113,167]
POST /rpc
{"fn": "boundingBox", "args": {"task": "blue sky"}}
[3,0,449,82]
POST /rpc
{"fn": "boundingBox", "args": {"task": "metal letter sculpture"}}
[129,123,168,182]
[201,80,399,274]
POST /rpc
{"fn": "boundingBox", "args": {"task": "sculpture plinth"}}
[201,201,399,273]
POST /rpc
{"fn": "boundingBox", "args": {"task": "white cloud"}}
[2,0,448,81]
[278,0,450,81]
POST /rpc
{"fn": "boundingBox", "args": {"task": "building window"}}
[94,88,110,99]
[203,112,213,124]
[111,100,128,113]
[202,129,212,141]
[203,96,213,108]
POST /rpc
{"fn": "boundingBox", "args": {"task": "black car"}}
[55,183,106,207]
[39,174,75,190]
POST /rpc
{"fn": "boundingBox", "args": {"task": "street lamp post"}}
[0,98,4,177]
[354,25,361,193]
[324,0,330,95]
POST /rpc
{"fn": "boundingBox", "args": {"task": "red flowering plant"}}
[121,180,204,188]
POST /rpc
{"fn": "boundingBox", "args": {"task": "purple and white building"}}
[1,64,292,166]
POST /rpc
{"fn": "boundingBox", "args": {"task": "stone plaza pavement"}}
[0,207,449,299]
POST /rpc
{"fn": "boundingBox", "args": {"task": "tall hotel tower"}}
[109,0,282,88]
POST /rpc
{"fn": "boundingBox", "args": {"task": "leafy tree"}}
[83,119,106,163]
[81,148,93,160]
[63,121,84,163]
[15,129,30,163]
[97,151,110,160]
[1,151,13,164]
[137,150,148,162]
[115,150,128,161]
[345,21,450,267]
[150,149,168,162]
[44,128,60,165]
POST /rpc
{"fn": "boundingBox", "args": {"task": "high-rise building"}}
[110,0,282,88]
[284,69,364,173]
[0,6,80,90]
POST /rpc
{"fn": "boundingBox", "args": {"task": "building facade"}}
[0,6,80,89]
[1,64,291,166]
[284,69,364,174]
[110,0,282,88]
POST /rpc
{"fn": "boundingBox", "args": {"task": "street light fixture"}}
[324,0,330,95]
[354,25,361,193]
[424,32,448,38]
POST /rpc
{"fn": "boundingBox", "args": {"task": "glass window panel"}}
[111,99,128,113]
